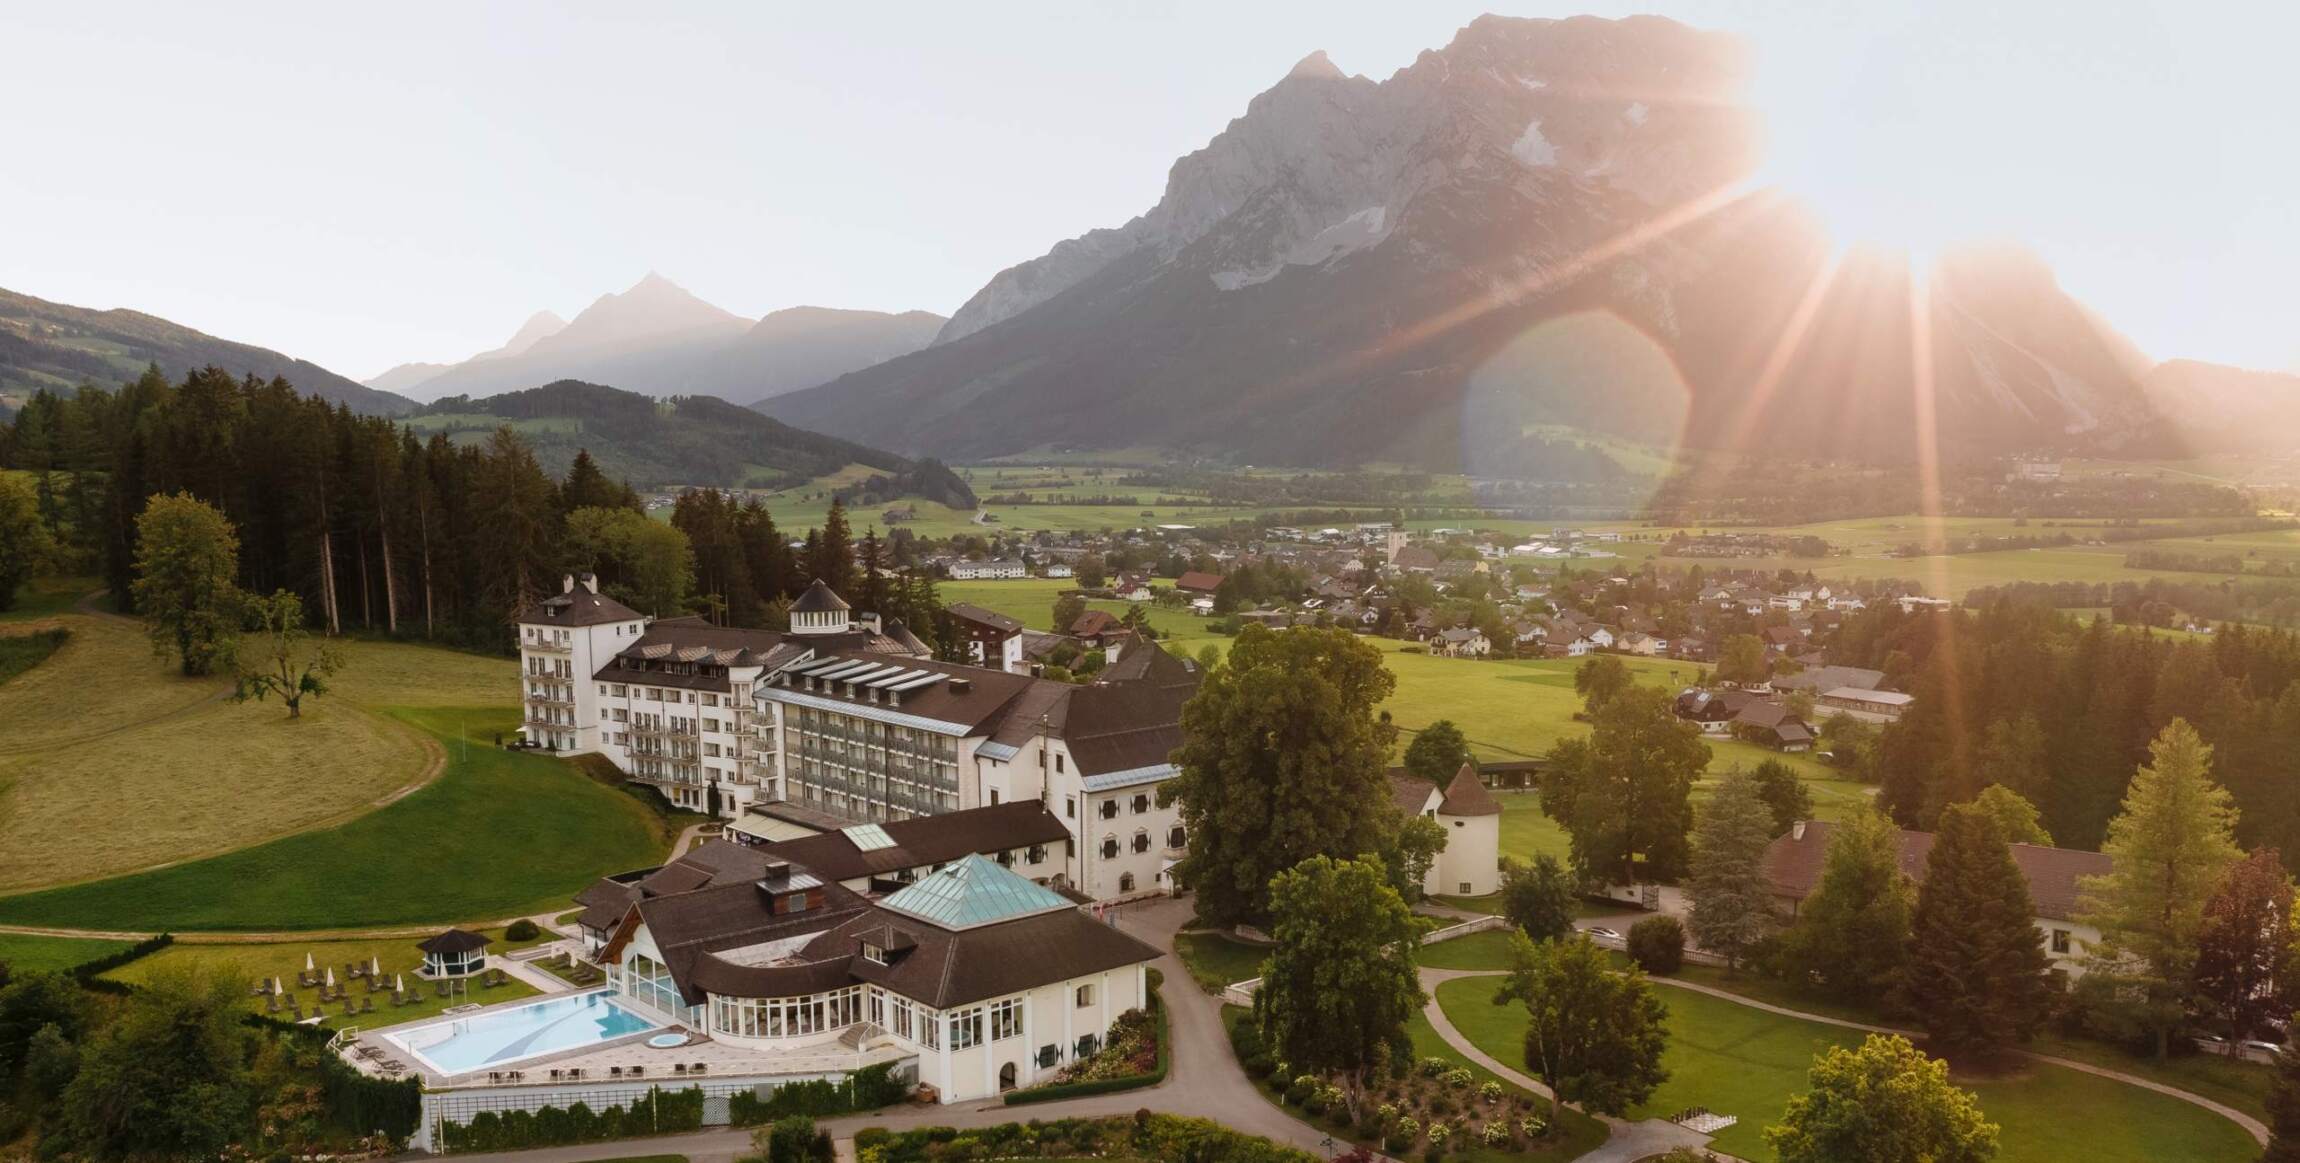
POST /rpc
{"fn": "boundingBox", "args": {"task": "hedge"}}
[68,932,174,995]
[440,1086,707,1152]
[317,1051,423,1141]
[730,1063,909,1125]
[1003,975,1170,1106]
[857,1113,1317,1163]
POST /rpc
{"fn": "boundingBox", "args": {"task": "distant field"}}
[0,707,670,931]
[938,577,1227,655]
[1436,976,2258,1163]
[0,615,517,891]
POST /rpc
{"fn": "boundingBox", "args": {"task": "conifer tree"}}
[1687,766,1777,971]
[2077,719,2243,1057]
[1900,804,2053,1061]
[814,499,856,595]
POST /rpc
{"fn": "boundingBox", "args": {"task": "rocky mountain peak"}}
[1284,50,1346,81]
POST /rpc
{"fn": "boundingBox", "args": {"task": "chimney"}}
[1792,821,1807,841]
[562,573,577,593]
[1104,639,1122,668]
[575,572,600,594]
[858,612,883,634]
[949,677,972,695]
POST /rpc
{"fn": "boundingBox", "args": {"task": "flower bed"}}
[1004,974,1168,1105]
[856,1112,1316,1163]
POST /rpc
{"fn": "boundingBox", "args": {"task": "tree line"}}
[0,368,949,650]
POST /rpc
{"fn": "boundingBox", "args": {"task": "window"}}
[1131,793,1150,814]
[1132,830,1150,854]
[1055,754,1065,773]
[1066,796,1076,819]
[949,1008,984,1050]
[863,943,886,965]
[1459,881,1472,894]
[1167,825,1185,849]
[2050,929,2071,955]
[1099,800,1118,820]
[990,998,1023,1041]
[1119,872,1136,893]
[1075,983,1095,1008]
[1101,836,1119,860]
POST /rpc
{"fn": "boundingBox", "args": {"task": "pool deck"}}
[337,989,907,1092]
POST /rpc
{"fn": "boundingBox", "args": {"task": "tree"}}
[1749,759,1815,836]
[1540,685,1711,884]
[560,448,634,512]
[1500,855,1576,943]
[1776,807,1913,999]
[1166,625,1399,926]
[61,967,259,1160]
[2191,848,2296,1046]
[1255,856,1425,1090]
[130,491,241,676]
[0,474,55,612]
[1899,804,2054,1061]
[1051,592,1087,634]
[2267,1010,2300,1163]
[2077,719,2243,1058]
[811,499,856,595]
[1976,713,2051,804]
[1627,915,1686,975]
[1402,720,1473,787]
[1075,553,1107,590]
[1970,784,2052,846]
[0,971,91,1082]
[1818,713,1880,776]
[1379,813,1448,903]
[1717,634,1768,686]
[1765,1034,1998,1163]
[1573,655,1632,713]
[1785,687,1817,721]
[565,505,695,616]
[1493,931,1669,1121]
[1688,766,1778,971]
[229,590,345,719]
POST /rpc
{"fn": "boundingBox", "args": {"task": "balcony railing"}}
[523,639,572,655]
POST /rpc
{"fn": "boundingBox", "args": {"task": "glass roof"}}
[879,854,1073,930]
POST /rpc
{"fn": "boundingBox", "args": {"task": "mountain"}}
[363,310,568,400]
[409,379,910,490]
[365,361,453,396]
[0,285,414,415]
[764,14,2171,470]
[394,275,942,405]
[2143,359,2300,456]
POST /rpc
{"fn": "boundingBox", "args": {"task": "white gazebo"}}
[416,928,492,978]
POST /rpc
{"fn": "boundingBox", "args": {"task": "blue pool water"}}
[386,991,661,1073]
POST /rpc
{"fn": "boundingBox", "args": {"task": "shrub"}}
[1627,915,1686,975]
[505,918,541,942]
[1286,1074,1321,1106]
[1477,1080,1502,1104]
[1480,1122,1511,1147]
[1418,1056,1449,1077]
[1441,1067,1473,1089]
[760,1116,829,1163]
[1388,1117,1421,1152]
[1517,1115,1548,1139]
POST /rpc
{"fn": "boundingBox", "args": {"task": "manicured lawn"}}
[107,929,541,1029]
[1436,976,2259,1162]
[0,707,672,931]
[0,617,521,890]
[1172,931,1268,993]
[1415,930,1518,971]
[0,932,130,973]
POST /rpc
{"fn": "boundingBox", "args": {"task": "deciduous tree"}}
[1500,855,1576,943]
[0,474,54,612]
[1166,625,1398,926]
[1402,719,1473,787]
[130,491,241,676]
[1688,766,1778,971]
[2191,848,2296,1046]
[230,590,344,719]
[1749,759,1815,836]
[1493,931,1669,1121]
[1899,804,2054,1061]
[1717,634,1768,686]
[1540,685,1710,884]
[1775,807,1912,1000]
[2077,719,2243,1058]
[1765,1034,1998,1163]
[1969,784,2052,846]
[1572,655,1632,713]
[1255,855,1425,1087]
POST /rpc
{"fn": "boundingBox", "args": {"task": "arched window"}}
[1167,825,1186,849]
[1101,836,1119,860]
[1119,872,1136,893]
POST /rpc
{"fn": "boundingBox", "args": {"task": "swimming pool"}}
[384,991,662,1074]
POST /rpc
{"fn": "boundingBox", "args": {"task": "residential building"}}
[943,603,1027,674]
[1763,820,2108,978]
[947,559,1027,580]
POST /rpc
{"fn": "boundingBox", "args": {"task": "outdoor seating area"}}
[250,947,520,1024]
[348,1041,413,1079]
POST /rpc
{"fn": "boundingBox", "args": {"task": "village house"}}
[1433,627,1491,658]
[947,559,1028,580]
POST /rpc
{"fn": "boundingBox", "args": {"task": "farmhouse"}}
[1731,700,1815,752]
[517,575,1199,904]
[1432,627,1491,658]
[1173,570,1224,595]
[942,603,1027,674]
[1763,820,2108,978]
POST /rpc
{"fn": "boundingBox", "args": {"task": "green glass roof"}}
[842,823,896,852]
[880,854,1073,930]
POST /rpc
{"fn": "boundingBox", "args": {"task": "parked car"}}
[1585,926,1623,942]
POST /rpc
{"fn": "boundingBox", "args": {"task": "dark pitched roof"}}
[1675,688,1754,721]
[634,876,871,1004]
[1070,609,1120,637]
[797,902,1161,1009]
[791,579,851,614]
[418,928,492,954]
[757,801,1071,882]
[1762,821,2112,922]
[515,578,642,628]
[1175,571,1224,593]
[945,603,1024,634]
[1734,700,1814,742]
[1439,762,1503,816]
[1388,772,1439,816]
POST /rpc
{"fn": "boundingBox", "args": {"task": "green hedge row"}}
[1002,979,1170,1106]
[440,1086,706,1152]
[68,932,174,995]
[855,1112,1318,1163]
[730,1062,909,1125]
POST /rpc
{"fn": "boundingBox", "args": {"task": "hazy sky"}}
[4,1,2293,380]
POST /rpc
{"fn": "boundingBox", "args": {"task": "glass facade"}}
[709,986,864,1039]
[784,705,962,821]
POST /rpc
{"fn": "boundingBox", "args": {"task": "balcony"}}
[525,690,574,707]
[523,638,572,655]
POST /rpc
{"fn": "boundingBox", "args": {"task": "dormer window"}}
[863,942,886,965]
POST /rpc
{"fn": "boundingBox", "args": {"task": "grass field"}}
[939,577,1229,655]
[0,932,130,973]
[106,927,544,1029]
[1434,975,2258,1163]
[1173,931,1269,993]
[0,707,671,931]
[1415,930,1519,971]
[0,625,68,685]
[0,615,521,891]
[0,575,100,622]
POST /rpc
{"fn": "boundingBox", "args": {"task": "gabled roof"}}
[878,853,1074,930]
[515,581,642,628]
[1763,820,2112,923]
[945,603,1024,634]
[757,801,1071,882]
[1175,570,1224,593]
